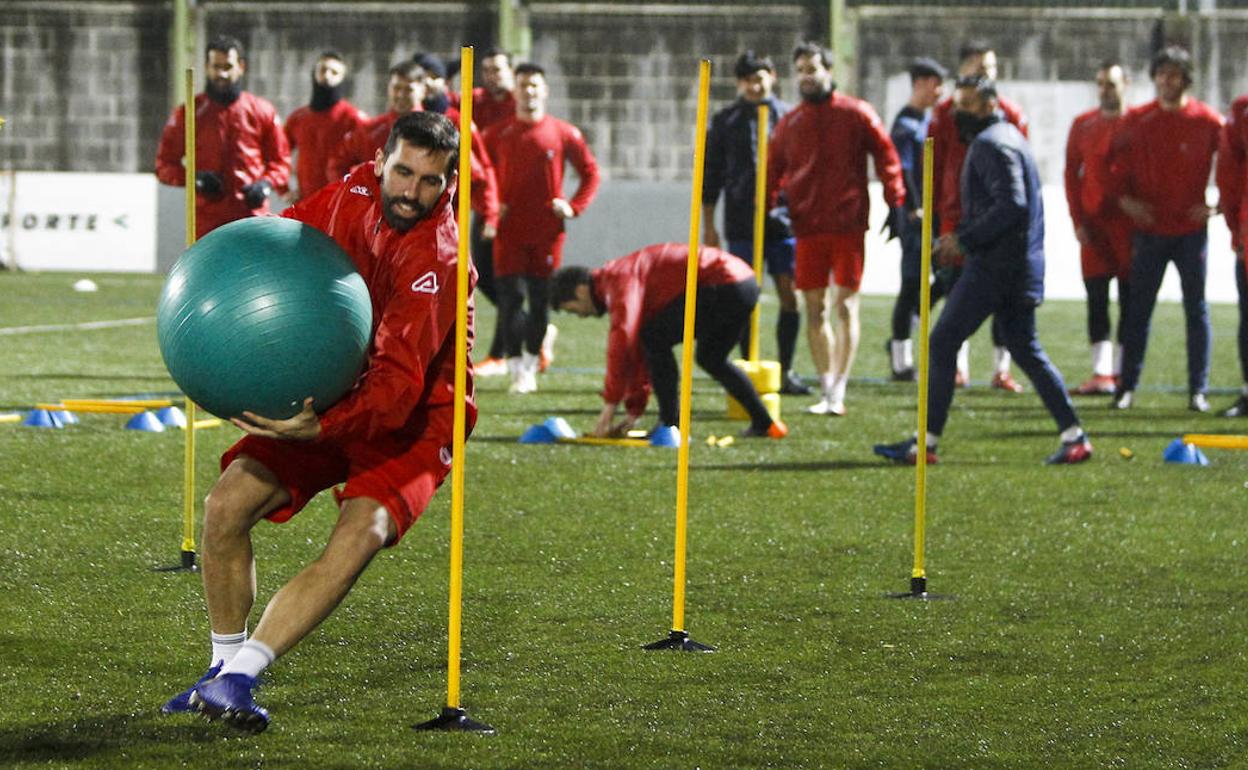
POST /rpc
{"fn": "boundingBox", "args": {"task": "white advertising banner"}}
[0,172,158,272]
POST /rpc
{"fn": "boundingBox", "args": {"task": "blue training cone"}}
[52,409,79,425]
[649,424,681,448]
[156,406,187,428]
[542,416,577,440]
[23,409,64,429]
[126,410,166,433]
[519,423,557,444]
[1163,438,1210,466]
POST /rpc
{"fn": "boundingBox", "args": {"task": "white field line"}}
[0,316,154,336]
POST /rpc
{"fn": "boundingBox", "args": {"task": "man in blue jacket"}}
[874,76,1092,465]
[702,50,809,395]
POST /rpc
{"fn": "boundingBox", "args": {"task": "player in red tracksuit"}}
[160,113,473,733]
[472,47,517,131]
[1108,45,1222,412]
[284,51,368,200]
[550,243,787,440]
[1216,91,1248,417]
[1064,61,1132,396]
[926,40,1030,392]
[325,59,426,183]
[155,35,291,239]
[484,62,600,395]
[767,41,905,417]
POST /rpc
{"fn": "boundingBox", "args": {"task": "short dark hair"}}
[514,62,545,79]
[1150,45,1193,86]
[958,40,993,64]
[955,74,998,102]
[383,112,460,175]
[207,35,244,61]
[389,60,425,81]
[908,57,947,83]
[793,41,833,69]
[481,47,511,65]
[319,50,345,63]
[549,266,592,310]
[734,50,775,79]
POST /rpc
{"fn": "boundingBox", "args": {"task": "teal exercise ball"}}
[157,217,373,420]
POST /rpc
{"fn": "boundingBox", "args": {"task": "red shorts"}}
[221,433,454,545]
[494,233,566,279]
[1080,217,1133,281]
[795,232,865,291]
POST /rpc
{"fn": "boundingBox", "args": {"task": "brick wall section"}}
[0,2,169,172]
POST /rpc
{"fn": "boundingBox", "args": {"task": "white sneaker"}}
[540,324,558,372]
[507,357,528,394]
[510,353,539,394]
[475,357,508,377]
[1111,390,1133,410]
[807,396,846,416]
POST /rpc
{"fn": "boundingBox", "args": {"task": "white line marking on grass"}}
[0,316,155,336]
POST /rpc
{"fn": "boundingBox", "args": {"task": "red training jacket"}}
[472,87,516,131]
[767,92,905,238]
[442,107,501,228]
[285,99,368,199]
[1065,107,1126,227]
[1108,97,1223,237]
[326,111,402,184]
[155,91,292,238]
[484,114,601,248]
[592,243,754,416]
[929,94,1028,235]
[282,163,476,445]
[1217,94,1248,251]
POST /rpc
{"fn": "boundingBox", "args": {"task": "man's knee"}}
[832,288,859,323]
[332,498,396,557]
[203,456,287,543]
[803,289,828,324]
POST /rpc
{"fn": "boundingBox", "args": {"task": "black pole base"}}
[153,549,198,573]
[642,629,716,652]
[413,706,495,734]
[887,576,954,600]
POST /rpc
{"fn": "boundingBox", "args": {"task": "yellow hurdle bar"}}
[62,399,177,409]
[911,137,935,591]
[445,44,475,714]
[1182,434,1248,450]
[556,436,651,448]
[37,402,146,414]
[182,66,199,565]
[747,102,769,364]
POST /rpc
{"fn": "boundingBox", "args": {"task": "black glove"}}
[764,205,793,240]
[194,171,224,197]
[881,206,906,241]
[242,180,273,209]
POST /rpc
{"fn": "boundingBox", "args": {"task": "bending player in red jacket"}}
[155,35,291,239]
[1064,61,1132,396]
[160,112,474,734]
[767,42,905,416]
[284,50,368,200]
[550,243,786,440]
[484,62,600,395]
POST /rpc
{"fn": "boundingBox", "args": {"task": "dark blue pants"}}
[1235,255,1248,384]
[927,267,1078,437]
[890,218,949,340]
[1118,230,1210,394]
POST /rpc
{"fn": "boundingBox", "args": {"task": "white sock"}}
[210,630,247,668]
[820,371,836,394]
[1091,340,1114,377]
[890,339,913,372]
[829,374,848,404]
[956,341,970,379]
[924,431,939,449]
[993,346,1011,374]
[1060,424,1085,443]
[218,639,276,679]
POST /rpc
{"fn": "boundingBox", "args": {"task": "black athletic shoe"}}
[780,370,812,395]
[891,367,917,382]
[1221,395,1248,417]
[873,437,937,465]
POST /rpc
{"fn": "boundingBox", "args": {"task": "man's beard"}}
[206,79,242,105]
[800,82,834,103]
[310,81,344,111]
[380,192,430,232]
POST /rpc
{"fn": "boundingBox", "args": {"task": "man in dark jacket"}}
[874,76,1091,465]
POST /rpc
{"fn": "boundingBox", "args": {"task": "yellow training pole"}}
[644,59,714,653]
[415,46,493,733]
[1182,434,1248,450]
[180,66,199,570]
[909,137,936,597]
[747,102,769,364]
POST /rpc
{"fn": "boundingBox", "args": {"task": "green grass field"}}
[1,269,1246,769]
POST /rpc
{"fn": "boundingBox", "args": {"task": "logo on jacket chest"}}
[411,271,440,294]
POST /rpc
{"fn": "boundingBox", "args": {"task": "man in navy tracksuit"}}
[875,76,1092,465]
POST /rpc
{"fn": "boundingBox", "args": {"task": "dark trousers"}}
[1118,230,1210,394]
[891,220,950,340]
[1084,275,1130,345]
[497,275,548,358]
[927,267,1078,437]
[471,215,506,359]
[1236,256,1248,384]
[932,264,1006,347]
[640,278,773,430]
